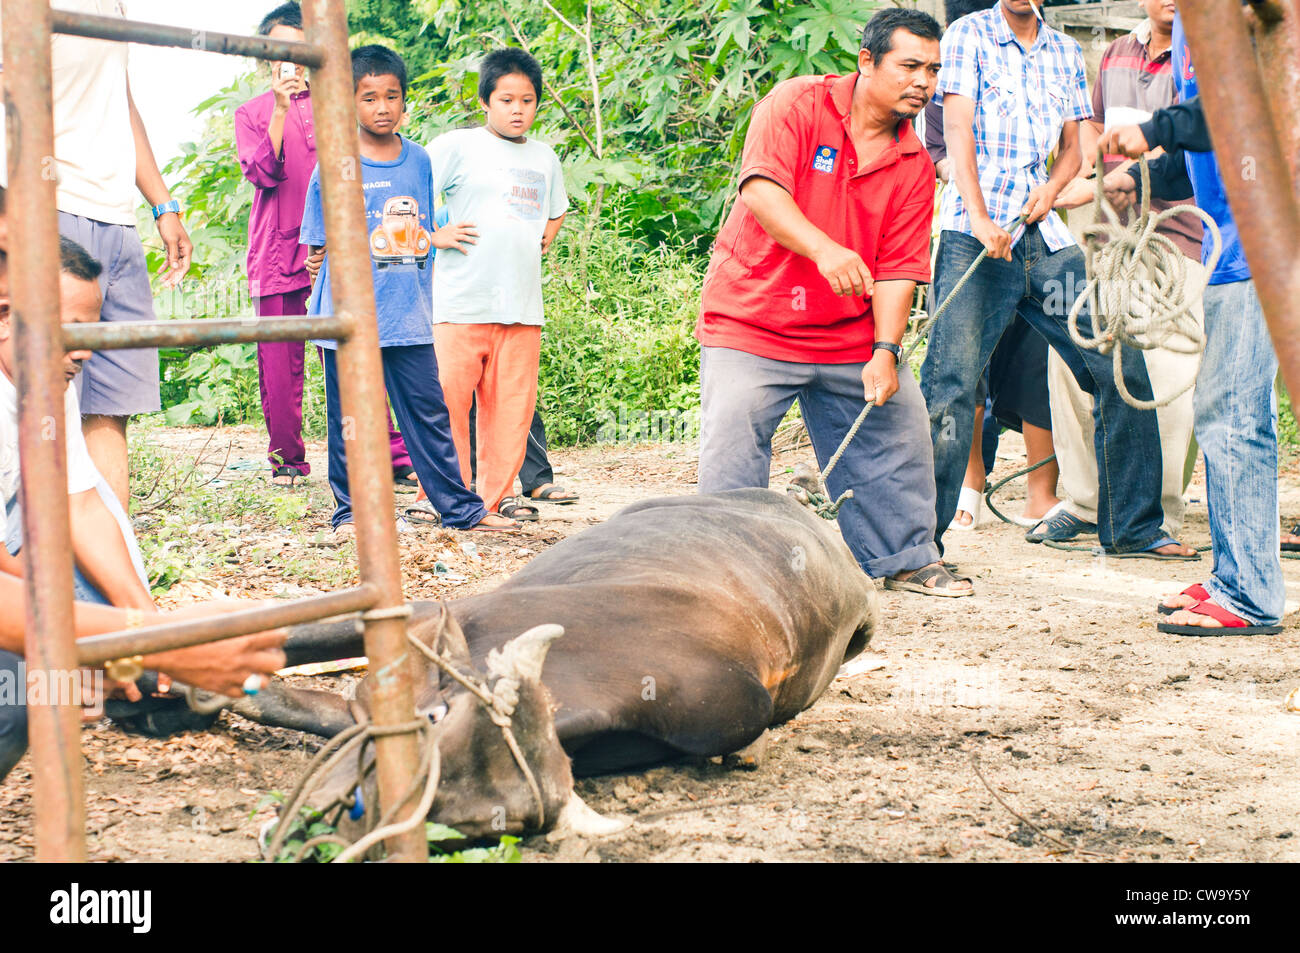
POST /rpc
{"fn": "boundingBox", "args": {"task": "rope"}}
[1066,150,1222,410]
[982,453,1058,526]
[264,627,549,862]
[804,212,1029,520]
[805,153,1222,517]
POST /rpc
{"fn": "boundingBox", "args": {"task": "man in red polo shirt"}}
[697,7,969,596]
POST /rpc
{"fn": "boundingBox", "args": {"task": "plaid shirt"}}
[935,6,1091,251]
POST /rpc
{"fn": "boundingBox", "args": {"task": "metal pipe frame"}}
[62,314,354,352]
[1180,2,1300,403]
[301,0,428,863]
[75,586,379,667]
[4,0,426,861]
[5,0,85,864]
[1245,0,1300,191]
[49,9,324,66]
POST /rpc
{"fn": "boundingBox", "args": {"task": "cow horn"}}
[547,792,628,841]
[486,623,564,687]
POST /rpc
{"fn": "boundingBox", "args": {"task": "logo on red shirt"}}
[812,146,838,173]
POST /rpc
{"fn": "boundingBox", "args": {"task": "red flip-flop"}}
[1157,597,1283,637]
[1155,583,1208,615]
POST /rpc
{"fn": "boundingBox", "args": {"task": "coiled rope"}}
[1067,149,1222,410]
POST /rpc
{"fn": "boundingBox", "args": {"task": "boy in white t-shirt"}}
[427,48,569,521]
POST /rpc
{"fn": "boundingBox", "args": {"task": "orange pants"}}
[433,322,541,514]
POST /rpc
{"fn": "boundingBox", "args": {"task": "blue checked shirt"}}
[935,6,1091,251]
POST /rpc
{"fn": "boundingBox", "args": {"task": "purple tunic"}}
[234,87,317,297]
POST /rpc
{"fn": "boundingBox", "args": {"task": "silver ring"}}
[242,674,263,696]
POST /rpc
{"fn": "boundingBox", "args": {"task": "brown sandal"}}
[883,563,974,598]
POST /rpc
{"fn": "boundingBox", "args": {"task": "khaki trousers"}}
[1048,257,1205,535]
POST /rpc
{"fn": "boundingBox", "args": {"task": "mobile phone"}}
[278,62,297,82]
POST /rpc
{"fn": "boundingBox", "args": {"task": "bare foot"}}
[1282,528,1300,548]
[1151,540,1197,558]
[952,509,975,527]
[1023,496,1062,522]
[1166,599,1232,629]
[468,513,522,533]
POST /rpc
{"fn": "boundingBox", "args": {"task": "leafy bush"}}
[537,215,705,445]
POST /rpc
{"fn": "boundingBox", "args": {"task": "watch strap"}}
[872,341,902,365]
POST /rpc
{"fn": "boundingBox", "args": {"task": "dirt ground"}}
[2,422,1298,863]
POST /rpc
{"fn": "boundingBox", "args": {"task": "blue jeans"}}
[921,227,1165,553]
[320,345,486,529]
[697,346,941,578]
[1196,280,1283,625]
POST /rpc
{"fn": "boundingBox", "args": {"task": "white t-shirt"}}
[0,371,101,513]
[0,1,138,222]
[427,128,568,325]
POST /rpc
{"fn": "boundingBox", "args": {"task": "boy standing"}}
[427,48,569,521]
[300,46,517,535]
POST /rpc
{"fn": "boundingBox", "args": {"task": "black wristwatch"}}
[872,342,902,365]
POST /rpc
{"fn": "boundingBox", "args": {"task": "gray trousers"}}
[698,346,940,578]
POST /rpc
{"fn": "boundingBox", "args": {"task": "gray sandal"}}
[403,500,441,526]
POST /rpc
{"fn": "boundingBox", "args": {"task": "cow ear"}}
[411,601,472,670]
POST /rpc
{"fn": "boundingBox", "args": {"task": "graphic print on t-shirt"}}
[369,195,433,269]
[506,168,546,221]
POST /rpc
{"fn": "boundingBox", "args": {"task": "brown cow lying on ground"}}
[224,489,880,843]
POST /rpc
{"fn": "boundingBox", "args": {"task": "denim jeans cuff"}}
[1103,532,1169,556]
[865,541,943,579]
[1203,580,1281,627]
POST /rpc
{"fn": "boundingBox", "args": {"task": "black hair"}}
[351,44,408,99]
[943,0,998,26]
[860,7,942,61]
[257,2,301,36]
[59,236,103,283]
[477,47,543,103]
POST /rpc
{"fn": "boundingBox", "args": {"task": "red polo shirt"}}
[697,73,935,364]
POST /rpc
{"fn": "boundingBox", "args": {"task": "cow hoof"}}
[723,731,770,770]
[547,792,627,841]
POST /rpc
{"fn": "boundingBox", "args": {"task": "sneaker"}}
[1025,504,1097,543]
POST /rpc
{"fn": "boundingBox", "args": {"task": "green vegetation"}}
[256,794,522,863]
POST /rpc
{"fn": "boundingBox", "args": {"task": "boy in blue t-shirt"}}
[301,45,519,535]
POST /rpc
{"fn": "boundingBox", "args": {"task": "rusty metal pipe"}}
[3,0,87,862]
[75,586,380,667]
[49,10,324,66]
[1246,0,1300,191]
[1180,3,1300,403]
[303,0,427,862]
[62,315,353,352]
